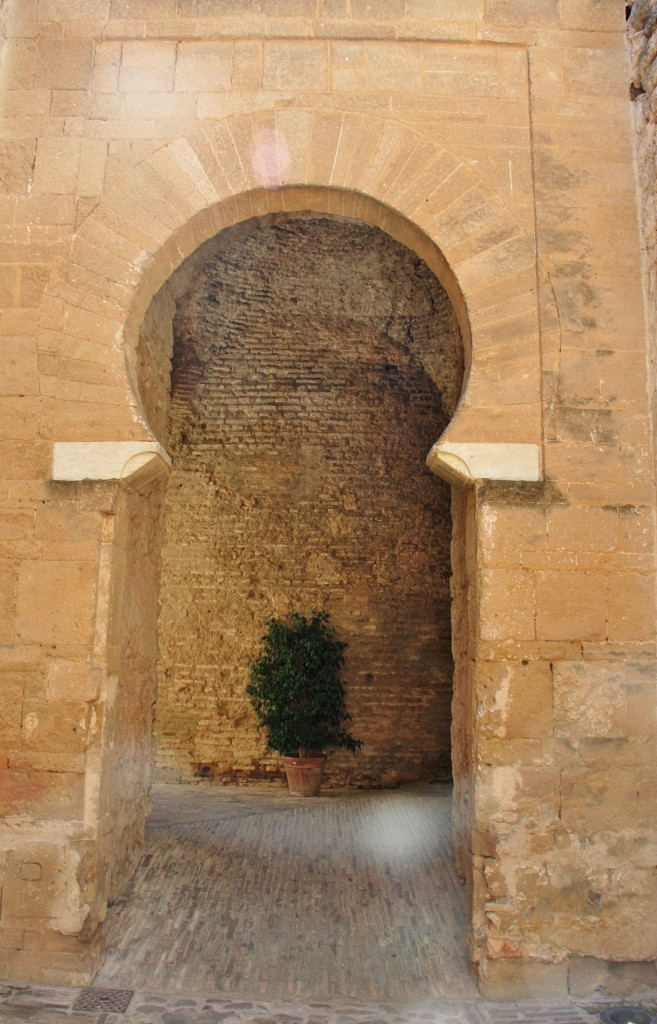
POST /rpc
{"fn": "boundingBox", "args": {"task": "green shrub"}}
[247,611,362,758]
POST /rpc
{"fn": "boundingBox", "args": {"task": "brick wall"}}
[153,213,463,787]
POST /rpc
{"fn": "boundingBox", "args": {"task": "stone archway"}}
[26,111,544,989]
[147,210,464,791]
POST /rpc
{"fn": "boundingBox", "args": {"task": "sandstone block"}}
[0,140,36,195]
[561,766,651,831]
[0,770,29,816]
[0,929,23,951]
[474,762,559,835]
[119,42,176,93]
[8,751,85,774]
[79,481,119,513]
[548,505,617,552]
[35,40,93,91]
[423,45,500,97]
[479,569,535,640]
[0,564,18,644]
[46,661,101,702]
[21,699,91,753]
[110,0,176,14]
[50,91,88,118]
[232,41,262,89]
[1,39,38,90]
[0,765,84,819]
[40,0,108,19]
[569,956,657,998]
[175,42,232,92]
[476,660,553,739]
[331,41,422,93]
[35,503,101,562]
[479,504,547,566]
[6,947,98,987]
[2,844,84,932]
[16,561,96,645]
[0,673,25,747]
[625,667,657,737]
[264,41,328,90]
[125,91,196,123]
[553,661,628,739]
[476,737,543,766]
[535,571,606,641]
[562,47,627,99]
[0,266,19,308]
[23,771,85,822]
[0,511,33,542]
[77,138,108,199]
[92,42,122,93]
[350,0,404,15]
[33,137,83,195]
[607,573,655,642]
[478,958,569,999]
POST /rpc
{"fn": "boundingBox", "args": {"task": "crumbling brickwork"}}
[154,214,462,788]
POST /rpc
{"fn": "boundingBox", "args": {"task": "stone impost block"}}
[427,442,541,485]
[52,441,171,489]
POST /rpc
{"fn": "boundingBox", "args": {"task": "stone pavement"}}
[0,785,626,1023]
[95,783,474,1000]
[0,982,603,1024]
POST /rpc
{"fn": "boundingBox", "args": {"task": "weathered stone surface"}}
[15,562,97,646]
[0,0,654,1000]
[554,661,629,739]
[475,660,553,739]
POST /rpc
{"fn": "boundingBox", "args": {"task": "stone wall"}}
[629,1,657,485]
[154,213,462,788]
[0,0,656,1000]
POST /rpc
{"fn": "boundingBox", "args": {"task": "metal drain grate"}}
[72,987,134,1013]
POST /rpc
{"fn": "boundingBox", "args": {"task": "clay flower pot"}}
[282,755,327,796]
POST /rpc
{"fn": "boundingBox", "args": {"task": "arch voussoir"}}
[39,108,543,475]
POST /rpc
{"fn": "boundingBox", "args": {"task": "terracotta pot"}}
[282,755,326,796]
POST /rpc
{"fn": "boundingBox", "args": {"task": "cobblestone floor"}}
[95,783,473,1000]
[0,982,603,1024]
[0,784,623,1024]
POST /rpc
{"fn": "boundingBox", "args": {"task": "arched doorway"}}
[39,115,542,991]
[150,211,464,790]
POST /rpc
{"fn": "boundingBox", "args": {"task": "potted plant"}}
[247,611,362,796]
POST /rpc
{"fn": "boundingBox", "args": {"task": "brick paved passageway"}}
[96,783,477,1001]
